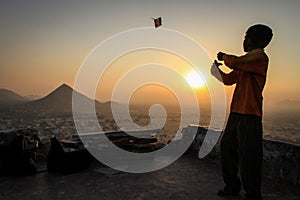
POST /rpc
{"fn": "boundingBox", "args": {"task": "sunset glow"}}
[0,0,299,107]
[185,71,205,89]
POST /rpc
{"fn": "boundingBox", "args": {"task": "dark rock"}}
[47,137,93,174]
[1,134,37,176]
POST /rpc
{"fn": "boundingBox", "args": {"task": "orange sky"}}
[1,0,300,110]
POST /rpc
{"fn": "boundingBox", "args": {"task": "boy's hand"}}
[214,60,223,67]
[210,60,222,79]
[217,52,225,61]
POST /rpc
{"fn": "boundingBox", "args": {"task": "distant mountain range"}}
[264,99,300,120]
[0,89,30,105]
[264,99,300,113]
[23,84,97,113]
[24,94,42,101]
[0,84,118,116]
[276,99,300,110]
[1,84,299,118]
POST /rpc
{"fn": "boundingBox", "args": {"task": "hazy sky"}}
[1,0,300,106]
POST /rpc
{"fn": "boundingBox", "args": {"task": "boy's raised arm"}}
[219,51,268,76]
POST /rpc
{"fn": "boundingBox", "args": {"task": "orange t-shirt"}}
[220,49,269,117]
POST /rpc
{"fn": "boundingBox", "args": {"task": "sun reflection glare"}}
[185,71,205,89]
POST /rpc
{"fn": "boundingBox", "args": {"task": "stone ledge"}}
[183,125,300,186]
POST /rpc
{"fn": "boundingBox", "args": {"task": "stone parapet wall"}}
[183,125,300,186]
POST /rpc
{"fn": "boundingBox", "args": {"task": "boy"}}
[211,24,273,200]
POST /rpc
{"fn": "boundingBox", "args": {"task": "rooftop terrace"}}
[0,151,299,200]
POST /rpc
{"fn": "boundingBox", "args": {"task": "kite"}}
[152,17,162,28]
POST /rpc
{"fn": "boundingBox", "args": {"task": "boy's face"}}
[243,34,252,52]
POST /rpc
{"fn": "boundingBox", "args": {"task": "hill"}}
[0,84,127,118]
[22,83,105,114]
[0,89,29,106]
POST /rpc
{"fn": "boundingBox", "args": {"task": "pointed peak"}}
[58,83,72,89]
[43,83,74,99]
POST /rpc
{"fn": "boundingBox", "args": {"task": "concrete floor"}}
[0,151,299,200]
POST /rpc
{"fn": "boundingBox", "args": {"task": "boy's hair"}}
[246,24,273,49]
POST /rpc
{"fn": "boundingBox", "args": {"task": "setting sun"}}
[185,71,205,89]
